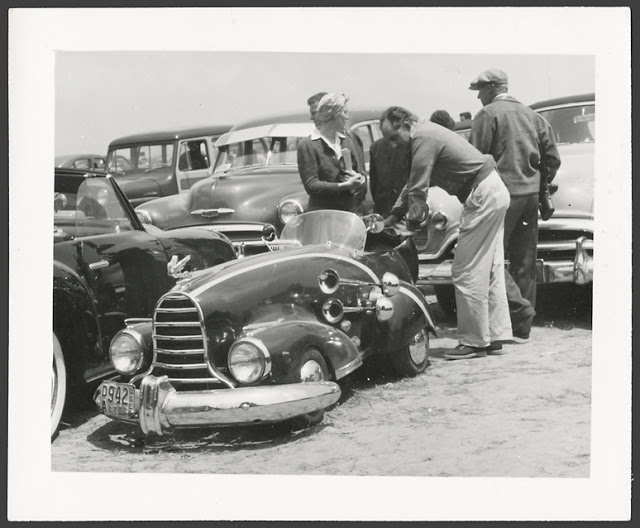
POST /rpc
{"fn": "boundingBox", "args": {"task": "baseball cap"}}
[469,68,508,90]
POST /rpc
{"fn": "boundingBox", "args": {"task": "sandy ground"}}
[52,285,592,478]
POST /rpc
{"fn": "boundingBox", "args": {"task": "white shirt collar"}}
[493,93,511,101]
[310,128,346,158]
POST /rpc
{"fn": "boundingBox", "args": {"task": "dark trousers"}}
[504,193,538,328]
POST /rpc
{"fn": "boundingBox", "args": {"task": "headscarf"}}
[315,93,348,123]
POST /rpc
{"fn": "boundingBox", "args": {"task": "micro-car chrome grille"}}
[152,292,226,390]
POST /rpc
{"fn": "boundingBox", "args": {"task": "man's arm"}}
[468,110,495,154]
[405,134,437,229]
[537,116,562,182]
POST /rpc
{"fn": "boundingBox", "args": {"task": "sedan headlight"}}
[228,337,271,384]
[431,212,448,231]
[278,199,303,225]
[110,330,145,375]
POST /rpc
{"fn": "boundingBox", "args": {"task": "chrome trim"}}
[538,240,594,252]
[334,356,363,380]
[152,333,203,341]
[124,317,152,327]
[155,307,197,313]
[156,347,204,355]
[154,321,202,328]
[153,362,209,370]
[534,101,594,113]
[228,336,272,383]
[191,208,235,218]
[167,377,225,385]
[198,223,272,233]
[89,259,110,270]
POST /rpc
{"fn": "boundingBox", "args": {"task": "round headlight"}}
[228,338,270,384]
[278,200,303,225]
[110,331,144,375]
[432,212,448,231]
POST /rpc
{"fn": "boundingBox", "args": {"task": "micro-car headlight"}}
[431,212,448,231]
[228,338,271,384]
[110,330,145,375]
[278,199,303,225]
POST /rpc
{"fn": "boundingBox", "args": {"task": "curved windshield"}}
[538,103,595,145]
[214,136,304,173]
[280,210,367,252]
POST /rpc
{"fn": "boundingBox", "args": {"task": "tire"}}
[389,328,430,378]
[51,333,67,437]
[296,348,330,426]
[434,284,456,317]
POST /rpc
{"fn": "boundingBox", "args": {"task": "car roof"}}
[229,107,389,132]
[530,93,595,111]
[55,154,105,164]
[109,125,234,147]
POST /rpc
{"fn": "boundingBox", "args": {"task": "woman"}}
[296,93,367,212]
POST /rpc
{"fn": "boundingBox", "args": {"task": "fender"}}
[244,320,363,382]
[53,260,103,379]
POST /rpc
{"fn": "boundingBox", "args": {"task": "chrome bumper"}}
[417,237,593,286]
[97,376,341,436]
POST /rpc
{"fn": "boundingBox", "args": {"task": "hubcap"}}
[300,360,325,382]
[408,330,428,365]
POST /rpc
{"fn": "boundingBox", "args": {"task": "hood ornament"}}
[167,254,192,280]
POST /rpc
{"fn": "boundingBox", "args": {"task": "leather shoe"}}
[486,342,506,355]
[512,313,535,340]
[443,344,487,360]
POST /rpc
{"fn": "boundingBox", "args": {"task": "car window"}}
[93,157,106,170]
[178,140,210,171]
[214,136,286,172]
[72,158,91,170]
[537,103,595,145]
[75,178,134,236]
[107,144,174,172]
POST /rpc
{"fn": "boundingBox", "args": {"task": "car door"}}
[350,119,381,172]
[74,176,173,353]
[176,137,213,191]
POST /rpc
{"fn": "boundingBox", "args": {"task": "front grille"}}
[152,292,224,390]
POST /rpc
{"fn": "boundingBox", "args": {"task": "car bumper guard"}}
[96,375,341,436]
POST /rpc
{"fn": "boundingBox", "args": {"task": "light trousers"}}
[452,170,512,347]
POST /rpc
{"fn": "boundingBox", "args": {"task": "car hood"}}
[550,143,594,218]
[202,167,304,225]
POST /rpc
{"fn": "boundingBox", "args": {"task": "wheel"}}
[51,333,67,437]
[434,284,456,317]
[296,348,330,426]
[389,328,430,377]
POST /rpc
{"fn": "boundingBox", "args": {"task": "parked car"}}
[55,154,106,171]
[135,109,464,275]
[426,94,595,313]
[105,125,232,206]
[52,168,238,436]
[94,210,436,436]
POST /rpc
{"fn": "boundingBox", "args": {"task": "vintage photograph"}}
[8,7,630,522]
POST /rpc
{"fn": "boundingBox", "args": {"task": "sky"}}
[55,51,594,156]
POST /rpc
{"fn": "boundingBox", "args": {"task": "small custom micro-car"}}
[95,210,436,436]
[52,168,237,436]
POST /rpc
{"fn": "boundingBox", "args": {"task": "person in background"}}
[468,68,561,340]
[307,92,368,211]
[429,109,456,131]
[297,93,367,212]
[368,109,412,216]
[380,106,512,360]
[459,111,472,122]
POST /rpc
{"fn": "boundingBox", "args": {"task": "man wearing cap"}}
[380,106,513,360]
[468,68,561,340]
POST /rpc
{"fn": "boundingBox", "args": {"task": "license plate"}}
[99,382,136,417]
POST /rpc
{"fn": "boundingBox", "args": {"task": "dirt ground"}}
[51,285,592,478]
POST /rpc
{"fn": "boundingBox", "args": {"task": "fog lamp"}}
[110,330,145,375]
[228,338,271,384]
[376,297,394,322]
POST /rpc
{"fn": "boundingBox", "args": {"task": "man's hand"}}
[383,215,399,228]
